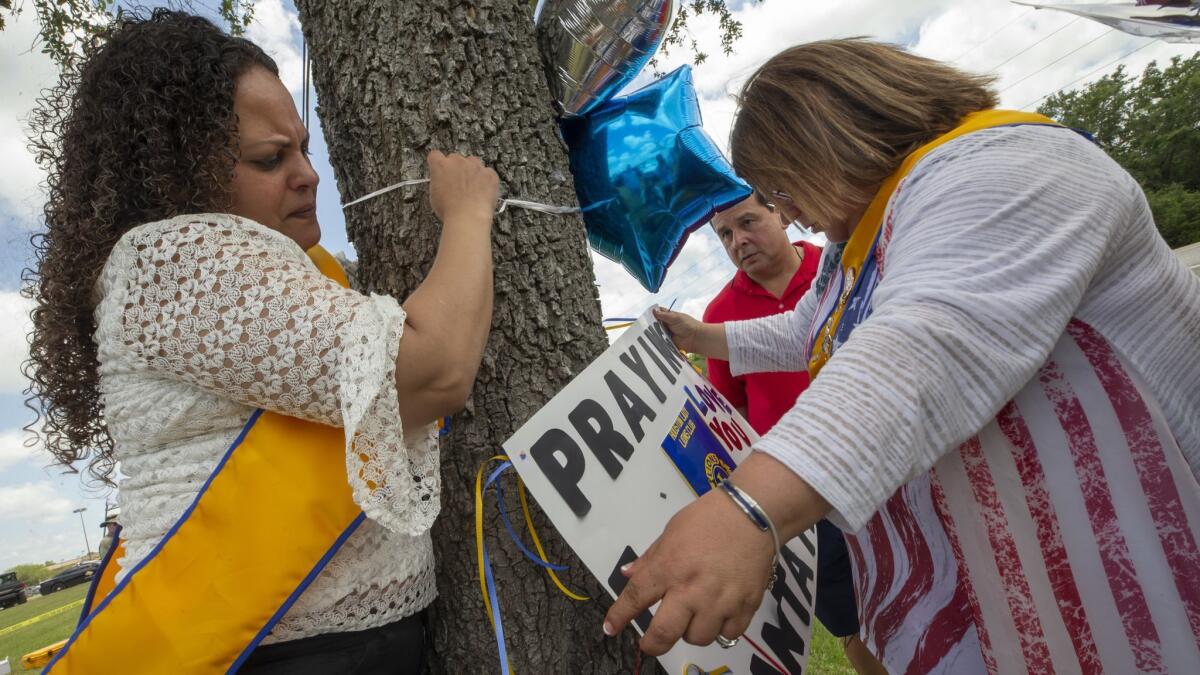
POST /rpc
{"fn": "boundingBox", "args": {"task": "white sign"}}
[504,310,818,674]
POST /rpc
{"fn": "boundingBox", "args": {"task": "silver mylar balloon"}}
[534,0,677,117]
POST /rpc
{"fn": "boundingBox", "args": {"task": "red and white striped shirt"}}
[727,124,1200,673]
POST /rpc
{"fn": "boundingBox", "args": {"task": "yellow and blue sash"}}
[45,245,363,674]
[805,110,1068,378]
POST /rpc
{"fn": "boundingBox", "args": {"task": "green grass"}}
[0,584,88,671]
[0,583,855,673]
[808,621,855,674]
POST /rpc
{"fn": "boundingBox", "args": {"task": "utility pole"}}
[72,506,90,556]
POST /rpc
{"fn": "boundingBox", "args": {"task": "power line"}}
[999,28,1117,96]
[984,16,1080,73]
[603,270,730,325]
[949,7,1035,63]
[601,253,728,318]
[603,221,822,318]
[1019,39,1159,110]
[597,230,731,317]
[601,252,728,319]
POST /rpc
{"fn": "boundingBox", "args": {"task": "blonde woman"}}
[607,40,1200,673]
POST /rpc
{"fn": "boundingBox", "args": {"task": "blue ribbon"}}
[491,464,569,571]
[480,460,576,674]
[602,298,677,325]
[482,541,509,675]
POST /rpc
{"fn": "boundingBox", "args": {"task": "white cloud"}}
[593,223,739,331]
[0,532,67,568]
[0,428,42,472]
[911,2,1196,109]
[0,291,34,393]
[247,0,305,96]
[0,482,72,524]
[0,9,57,224]
[0,473,113,566]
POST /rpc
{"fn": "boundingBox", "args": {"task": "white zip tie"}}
[342,177,580,215]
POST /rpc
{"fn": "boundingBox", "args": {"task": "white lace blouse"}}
[93,214,439,643]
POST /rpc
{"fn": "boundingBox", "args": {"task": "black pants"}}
[814,519,861,638]
[238,612,425,674]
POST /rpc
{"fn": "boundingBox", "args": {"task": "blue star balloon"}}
[560,65,752,292]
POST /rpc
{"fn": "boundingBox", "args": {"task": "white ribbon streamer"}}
[342,178,431,208]
[495,198,580,215]
[342,178,580,215]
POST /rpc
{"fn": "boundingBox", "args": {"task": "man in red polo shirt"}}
[704,193,821,429]
[704,193,885,674]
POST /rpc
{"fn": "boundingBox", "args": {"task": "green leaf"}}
[1039,53,1200,244]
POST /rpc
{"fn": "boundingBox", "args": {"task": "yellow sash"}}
[47,245,360,674]
[807,110,1062,378]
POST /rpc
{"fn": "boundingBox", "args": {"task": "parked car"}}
[0,571,28,609]
[39,562,98,595]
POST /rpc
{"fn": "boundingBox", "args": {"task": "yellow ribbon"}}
[472,454,589,674]
[475,454,512,628]
[474,456,589,626]
[517,479,589,601]
[807,110,1062,379]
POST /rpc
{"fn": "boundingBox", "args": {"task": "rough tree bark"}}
[294,1,640,671]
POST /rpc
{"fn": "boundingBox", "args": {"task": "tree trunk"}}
[294,1,639,671]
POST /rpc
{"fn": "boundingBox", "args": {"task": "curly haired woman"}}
[25,10,496,673]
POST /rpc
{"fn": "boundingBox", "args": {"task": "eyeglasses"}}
[762,190,793,212]
[763,190,814,235]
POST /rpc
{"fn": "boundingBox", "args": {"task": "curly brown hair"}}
[23,9,277,484]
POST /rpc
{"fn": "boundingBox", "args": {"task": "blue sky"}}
[0,0,1193,569]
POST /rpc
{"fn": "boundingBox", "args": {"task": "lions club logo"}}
[704,452,732,487]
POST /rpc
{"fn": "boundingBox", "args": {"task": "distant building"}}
[1176,242,1200,278]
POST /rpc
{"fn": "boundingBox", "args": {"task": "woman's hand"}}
[604,488,776,656]
[393,151,498,430]
[603,452,832,655]
[653,307,729,360]
[427,150,499,228]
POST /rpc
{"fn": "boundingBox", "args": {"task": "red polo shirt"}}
[703,241,822,436]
